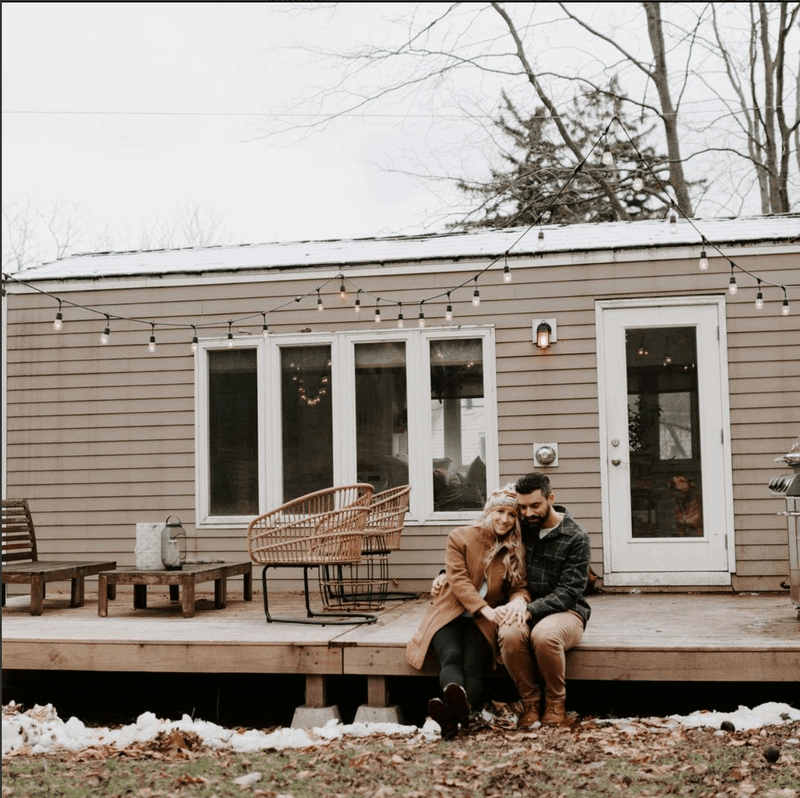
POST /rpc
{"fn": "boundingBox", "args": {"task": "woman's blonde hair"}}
[481,484,526,586]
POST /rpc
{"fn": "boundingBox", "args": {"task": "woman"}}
[406,484,529,738]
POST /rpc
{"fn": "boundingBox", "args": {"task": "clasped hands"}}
[430,573,529,626]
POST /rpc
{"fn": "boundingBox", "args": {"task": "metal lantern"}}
[161,515,187,570]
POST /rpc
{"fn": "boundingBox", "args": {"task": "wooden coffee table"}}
[98,561,252,618]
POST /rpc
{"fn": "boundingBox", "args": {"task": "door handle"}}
[611,459,621,466]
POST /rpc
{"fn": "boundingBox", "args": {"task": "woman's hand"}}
[430,572,447,598]
[494,597,529,626]
[478,605,498,623]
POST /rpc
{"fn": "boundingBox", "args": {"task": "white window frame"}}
[195,326,498,527]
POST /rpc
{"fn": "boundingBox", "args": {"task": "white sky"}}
[2,3,461,250]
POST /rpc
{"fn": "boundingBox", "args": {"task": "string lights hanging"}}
[1,116,794,352]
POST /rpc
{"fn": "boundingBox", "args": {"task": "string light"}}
[668,206,678,233]
[100,315,111,345]
[728,262,738,295]
[632,166,644,192]
[374,299,381,323]
[316,288,323,312]
[227,320,234,347]
[53,300,63,331]
[397,302,404,328]
[699,242,709,271]
[191,325,198,353]
[755,280,764,310]
[503,256,512,283]
[261,313,269,337]
[445,292,453,321]
[537,229,545,250]
[148,323,157,353]
[602,137,614,166]
[418,302,425,328]
[472,279,481,307]
[338,275,347,300]
[355,289,361,314]
[783,287,790,315]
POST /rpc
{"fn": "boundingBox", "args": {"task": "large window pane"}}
[281,345,333,501]
[355,342,408,493]
[626,327,703,538]
[208,349,258,516]
[430,338,486,511]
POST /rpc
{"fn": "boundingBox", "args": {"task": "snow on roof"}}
[12,214,799,283]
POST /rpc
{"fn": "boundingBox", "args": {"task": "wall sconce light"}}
[533,318,558,350]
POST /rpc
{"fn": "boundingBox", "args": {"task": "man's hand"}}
[430,572,447,598]
[494,597,529,626]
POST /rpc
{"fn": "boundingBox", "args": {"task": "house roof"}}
[11,214,799,282]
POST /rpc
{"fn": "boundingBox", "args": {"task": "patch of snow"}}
[2,700,798,757]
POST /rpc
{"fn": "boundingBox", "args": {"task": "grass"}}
[4,717,800,797]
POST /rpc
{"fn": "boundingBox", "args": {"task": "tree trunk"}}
[642,2,694,218]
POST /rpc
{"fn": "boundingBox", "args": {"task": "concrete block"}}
[353,704,405,725]
[290,705,342,729]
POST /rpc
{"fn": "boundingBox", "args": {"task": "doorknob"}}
[611,458,621,466]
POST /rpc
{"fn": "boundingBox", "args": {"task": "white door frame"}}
[596,295,736,586]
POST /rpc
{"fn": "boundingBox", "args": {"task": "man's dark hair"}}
[515,472,551,496]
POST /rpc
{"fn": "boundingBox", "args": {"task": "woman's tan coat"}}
[406,523,529,670]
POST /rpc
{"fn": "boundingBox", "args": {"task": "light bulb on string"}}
[728,262,738,295]
[602,137,614,166]
[100,315,111,345]
[537,229,545,250]
[355,289,361,314]
[227,320,234,347]
[755,280,764,310]
[632,167,644,192]
[316,289,323,312]
[472,279,480,307]
[699,242,709,271]
[374,299,381,323]
[53,301,63,331]
[261,313,269,337]
[445,292,453,321]
[148,323,157,353]
[668,206,678,233]
[191,325,198,353]
[338,275,347,301]
[418,302,425,328]
[782,287,790,315]
[397,303,404,328]
[503,257,512,283]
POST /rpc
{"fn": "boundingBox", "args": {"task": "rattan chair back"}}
[361,485,411,554]
[247,484,374,566]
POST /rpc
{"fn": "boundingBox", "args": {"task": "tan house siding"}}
[3,227,798,594]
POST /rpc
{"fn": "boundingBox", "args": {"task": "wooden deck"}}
[2,588,798,689]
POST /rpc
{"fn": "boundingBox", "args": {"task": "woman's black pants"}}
[431,616,492,708]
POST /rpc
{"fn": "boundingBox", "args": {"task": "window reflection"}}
[281,345,333,502]
[430,338,486,511]
[355,342,408,493]
[208,349,258,516]
[626,327,703,538]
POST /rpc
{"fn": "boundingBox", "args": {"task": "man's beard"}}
[522,501,551,532]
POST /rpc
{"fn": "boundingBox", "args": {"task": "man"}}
[431,472,591,728]
[497,472,592,727]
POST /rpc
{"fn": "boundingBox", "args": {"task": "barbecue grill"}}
[768,441,800,617]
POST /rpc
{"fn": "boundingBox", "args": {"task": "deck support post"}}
[291,675,342,729]
[353,675,405,725]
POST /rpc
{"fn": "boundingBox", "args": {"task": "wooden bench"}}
[2,499,117,616]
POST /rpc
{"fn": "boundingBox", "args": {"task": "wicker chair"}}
[247,484,375,624]
[319,485,412,611]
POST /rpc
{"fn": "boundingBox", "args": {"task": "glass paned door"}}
[354,341,408,492]
[429,338,487,511]
[598,300,732,584]
[280,345,333,501]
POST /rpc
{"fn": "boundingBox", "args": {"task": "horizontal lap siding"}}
[4,245,798,591]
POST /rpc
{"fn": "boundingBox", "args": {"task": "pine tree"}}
[453,81,694,229]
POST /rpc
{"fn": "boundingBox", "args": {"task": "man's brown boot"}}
[541,701,567,725]
[517,700,541,729]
